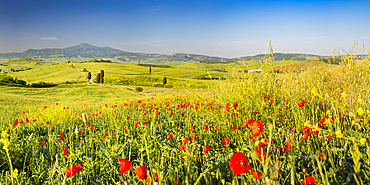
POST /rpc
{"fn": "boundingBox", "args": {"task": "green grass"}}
[0,58,55,73]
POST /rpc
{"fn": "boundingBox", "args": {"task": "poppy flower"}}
[40,139,45,147]
[63,164,84,177]
[167,132,173,140]
[250,121,264,137]
[320,115,330,125]
[269,99,274,104]
[254,147,267,162]
[327,135,333,141]
[214,128,219,132]
[12,119,19,127]
[78,129,83,133]
[203,122,209,131]
[103,133,107,139]
[262,94,267,100]
[252,170,262,179]
[233,101,238,108]
[135,166,148,180]
[283,142,291,152]
[189,133,198,139]
[230,152,251,175]
[340,114,345,119]
[319,154,324,161]
[63,147,68,157]
[58,135,65,141]
[242,117,254,128]
[176,179,180,184]
[189,126,194,131]
[179,144,185,152]
[302,176,315,185]
[203,145,209,153]
[118,158,132,174]
[298,99,305,108]
[233,125,237,131]
[222,138,230,146]
[286,106,290,110]
[153,174,158,182]
[183,137,188,144]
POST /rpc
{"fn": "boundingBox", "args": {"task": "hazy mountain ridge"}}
[0,43,328,63]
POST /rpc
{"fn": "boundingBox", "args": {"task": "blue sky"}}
[0,0,369,58]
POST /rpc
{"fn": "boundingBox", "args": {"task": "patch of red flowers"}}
[222,138,230,146]
[302,176,315,185]
[252,170,262,179]
[298,99,305,108]
[118,158,132,174]
[250,121,264,137]
[63,164,84,177]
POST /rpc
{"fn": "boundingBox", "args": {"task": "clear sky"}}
[1,0,369,58]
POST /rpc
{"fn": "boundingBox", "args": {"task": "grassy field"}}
[0,58,56,73]
[1,53,370,184]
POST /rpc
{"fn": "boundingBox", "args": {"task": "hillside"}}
[0,43,329,64]
[0,58,55,73]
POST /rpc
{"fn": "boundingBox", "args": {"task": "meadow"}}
[0,46,370,184]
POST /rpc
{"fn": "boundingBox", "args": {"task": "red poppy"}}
[90,126,93,130]
[303,133,309,140]
[319,154,324,161]
[214,128,219,132]
[12,119,19,127]
[40,139,45,147]
[203,145,209,153]
[320,115,330,125]
[222,138,230,146]
[167,132,173,140]
[262,94,267,100]
[298,99,305,108]
[179,144,185,152]
[153,174,158,182]
[135,166,148,180]
[183,137,188,144]
[283,142,291,152]
[78,129,83,133]
[176,179,179,184]
[44,106,47,109]
[63,164,84,177]
[63,147,68,157]
[269,99,274,104]
[250,121,264,137]
[58,135,65,141]
[103,133,107,139]
[230,152,251,175]
[242,117,254,128]
[254,147,267,162]
[233,101,238,108]
[189,133,198,139]
[203,122,209,131]
[189,125,194,131]
[118,158,132,174]
[252,170,262,179]
[233,125,237,131]
[327,135,333,141]
[302,176,315,185]
[340,114,345,119]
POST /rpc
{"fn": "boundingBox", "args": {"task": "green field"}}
[1,53,370,184]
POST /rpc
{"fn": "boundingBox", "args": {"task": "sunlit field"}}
[1,50,370,184]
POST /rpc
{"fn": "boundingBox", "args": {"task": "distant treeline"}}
[0,76,56,88]
[138,64,172,68]
[81,59,113,63]
[199,60,233,64]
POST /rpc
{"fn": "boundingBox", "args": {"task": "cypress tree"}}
[163,77,167,87]
[100,70,104,84]
[149,67,151,74]
[97,73,101,83]
[87,72,91,80]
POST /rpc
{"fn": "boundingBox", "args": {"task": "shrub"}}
[135,87,143,92]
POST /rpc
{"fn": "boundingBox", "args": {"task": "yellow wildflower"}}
[335,130,343,138]
[360,138,366,145]
[357,99,364,105]
[311,88,319,96]
[341,92,347,101]
[326,110,331,116]
[357,107,365,116]
[351,120,356,125]
[13,168,18,179]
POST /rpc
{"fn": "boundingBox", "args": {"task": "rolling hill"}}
[0,43,328,64]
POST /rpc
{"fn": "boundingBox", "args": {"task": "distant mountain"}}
[0,43,328,63]
[0,43,125,59]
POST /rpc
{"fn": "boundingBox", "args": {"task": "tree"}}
[137,61,140,65]
[100,70,104,84]
[87,72,91,80]
[82,68,88,72]
[149,67,152,74]
[97,73,101,83]
[163,77,167,87]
